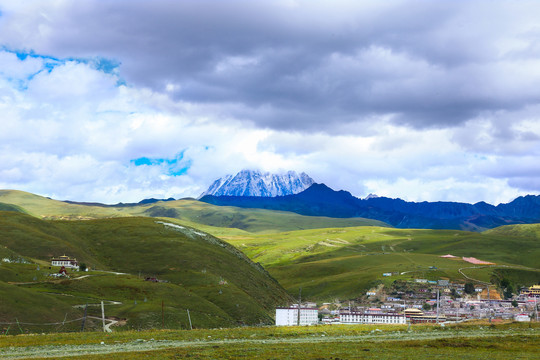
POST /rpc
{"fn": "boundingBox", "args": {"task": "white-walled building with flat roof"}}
[340,309,406,324]
[276,307,318,326]
[51,255,79,270]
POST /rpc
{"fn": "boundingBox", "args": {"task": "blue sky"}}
[0,0,539,204]
[131,152,191,177]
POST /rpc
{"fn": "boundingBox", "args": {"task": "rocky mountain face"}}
[200,170,314,197]
[200,183,540,231]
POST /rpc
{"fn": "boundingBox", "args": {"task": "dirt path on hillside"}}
[86,316,119,333]
[458,264,539,285]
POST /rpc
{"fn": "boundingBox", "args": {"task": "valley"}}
[0,189,539,335]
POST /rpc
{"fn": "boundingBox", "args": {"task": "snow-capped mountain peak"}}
[200,170,314,197]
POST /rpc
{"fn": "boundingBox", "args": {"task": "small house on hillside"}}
[51,255,79,270]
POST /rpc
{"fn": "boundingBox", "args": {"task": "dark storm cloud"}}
[3,0,540,132]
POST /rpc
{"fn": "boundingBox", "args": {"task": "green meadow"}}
[0,322,538,359]
[226,225,540,300]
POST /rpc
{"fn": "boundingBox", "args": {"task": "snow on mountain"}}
[364,193,379,200]
[200,170,315,197]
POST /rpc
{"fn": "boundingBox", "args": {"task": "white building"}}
[51,255,79,270]
[514,313,530,322]
[340,309,406,325]
[276,307,318,326]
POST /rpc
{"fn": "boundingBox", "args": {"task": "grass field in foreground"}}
[0,322,538,359]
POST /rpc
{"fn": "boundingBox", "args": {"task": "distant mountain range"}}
[200,183,540,231]
[64,197,176,207]
[200,170,314,197]
[5,168,538,232]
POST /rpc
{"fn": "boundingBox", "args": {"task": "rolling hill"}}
[2,188,539,320]
[0,189,388,233]
[0,211,292,331]
[225,225,540,301]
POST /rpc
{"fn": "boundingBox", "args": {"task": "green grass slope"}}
[138,200,389,233]
[0,211,106,268]
[0,202,26,214]
[0,190,389,233]
[0,212,292,331]
[0,282,83,333]
[484,222,540,239]
[225,226,540,301]
[0,190,122,220]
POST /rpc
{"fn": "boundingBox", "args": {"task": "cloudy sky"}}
[1,0,540,205]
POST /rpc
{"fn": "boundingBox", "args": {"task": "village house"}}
[50,255,79,270]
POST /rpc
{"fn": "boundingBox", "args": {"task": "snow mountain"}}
[201,170,314,197]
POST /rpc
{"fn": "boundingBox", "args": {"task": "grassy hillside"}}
[0,212,292,331]
[2,188,539,311]
[139,200,389,233]
[0,190,388,233]
[225,226,540,301]
[0,202,26,213]
[0,190,120,219]
[0,282,83,333]
[484,222,540,239]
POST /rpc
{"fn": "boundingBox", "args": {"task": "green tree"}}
[500,278,514,299]
[464,282,475,295]
[511,299,518,307]
[422,303,431,311]
[79,263,87,272]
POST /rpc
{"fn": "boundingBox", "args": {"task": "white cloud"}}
[0,2,540,205]
[0,51,42,80]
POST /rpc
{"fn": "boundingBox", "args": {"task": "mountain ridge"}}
[200,170,314,197]
[200,183,540,231]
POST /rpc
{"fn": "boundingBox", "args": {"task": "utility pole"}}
[101,301,106,332]
[436,289,440,323]
[81,303,88,332]
[297,288,302,326]
[162,300,165,329]
[487,286,492,323]
[187,309,193,330]
[533,296,538,322]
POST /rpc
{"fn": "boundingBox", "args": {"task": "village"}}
[276,281,540,326]
[277,254,540,326]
